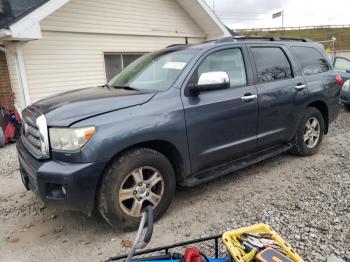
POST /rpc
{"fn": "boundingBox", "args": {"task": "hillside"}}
[240,27,350,50]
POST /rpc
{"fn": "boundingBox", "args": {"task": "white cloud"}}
[205,0,350,29]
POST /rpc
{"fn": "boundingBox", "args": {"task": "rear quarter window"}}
[291,46,329,75]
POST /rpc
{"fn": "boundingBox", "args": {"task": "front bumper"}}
[16,138,107,214]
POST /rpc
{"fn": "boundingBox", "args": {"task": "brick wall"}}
[0,51,14,112]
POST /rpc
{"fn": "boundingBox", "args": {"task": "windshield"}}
[108,49,198,92]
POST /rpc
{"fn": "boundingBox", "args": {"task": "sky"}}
[204,0,350,29]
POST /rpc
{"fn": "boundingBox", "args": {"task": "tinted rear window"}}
[251,47,293,83]
[291,46,329,75]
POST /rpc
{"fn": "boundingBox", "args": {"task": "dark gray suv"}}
[17,37,341,228]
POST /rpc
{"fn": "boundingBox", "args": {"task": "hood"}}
[32,86,155,126]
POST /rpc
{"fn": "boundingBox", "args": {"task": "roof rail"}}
[166,44,188,48]
[214,37,238,43]
[215,36,311,43]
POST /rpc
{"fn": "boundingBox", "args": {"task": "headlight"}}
[49,126,95,151]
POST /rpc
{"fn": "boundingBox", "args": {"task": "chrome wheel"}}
[118,166,164,217]
[304,117,320,149]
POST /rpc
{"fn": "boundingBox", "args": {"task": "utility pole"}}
[281,9,284,30]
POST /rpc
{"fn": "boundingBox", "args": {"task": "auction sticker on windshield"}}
[163,62,187,70]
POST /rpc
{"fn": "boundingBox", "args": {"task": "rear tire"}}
[98,147,175,229]
[290,107,324,156]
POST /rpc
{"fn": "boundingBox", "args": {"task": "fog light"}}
[46,183,67,199]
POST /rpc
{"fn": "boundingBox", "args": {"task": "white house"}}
[0,0,230,113]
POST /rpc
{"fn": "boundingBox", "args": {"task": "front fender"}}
[72,88,191,176]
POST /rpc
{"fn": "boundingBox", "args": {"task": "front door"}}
[181,46,258,173]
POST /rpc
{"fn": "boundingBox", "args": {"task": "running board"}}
[182,144,292,187]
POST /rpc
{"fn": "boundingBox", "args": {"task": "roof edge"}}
[7,0,71,40]
[196,0,231,38]
[5,0,230,41]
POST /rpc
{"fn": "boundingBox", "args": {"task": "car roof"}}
[165,37,321,52]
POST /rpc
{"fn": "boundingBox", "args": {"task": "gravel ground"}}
[0,110,349,262]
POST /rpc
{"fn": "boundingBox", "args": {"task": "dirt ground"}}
[1,110,349,262]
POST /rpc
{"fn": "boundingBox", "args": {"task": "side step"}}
[182,143,292,187]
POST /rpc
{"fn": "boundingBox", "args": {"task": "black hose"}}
[200,252,209,262]
[143,206,154,244]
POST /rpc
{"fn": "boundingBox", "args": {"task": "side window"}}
[291,46,329,75]
[251,47,293,83]
[192,48,247,88]
[334,57,350,72]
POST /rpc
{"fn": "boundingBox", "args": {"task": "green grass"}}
[242,28,350,50]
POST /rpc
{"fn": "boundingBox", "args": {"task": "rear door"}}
[291,45,340,122]
[248,44,309,149]
[181,45,258,173]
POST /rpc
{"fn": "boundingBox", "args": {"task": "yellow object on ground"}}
[222,224,304,262]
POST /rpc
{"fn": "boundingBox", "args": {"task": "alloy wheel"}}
[118,166,164,217]
[303,117,320,149]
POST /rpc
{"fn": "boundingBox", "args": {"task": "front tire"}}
[290,107,325,156]
[98,147,175,229]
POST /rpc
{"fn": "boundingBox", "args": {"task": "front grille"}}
[21,106,49,159]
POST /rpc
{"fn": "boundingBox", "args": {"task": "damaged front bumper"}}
[16,137,107,214]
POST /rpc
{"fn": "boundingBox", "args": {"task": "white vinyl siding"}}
[40,0,206,38]
[14,0,208,104]
[22,31,203,103]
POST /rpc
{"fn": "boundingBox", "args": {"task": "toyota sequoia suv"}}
[17,37,342,228]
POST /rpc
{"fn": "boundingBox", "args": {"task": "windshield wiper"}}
[101,83,141,91]
[108,84,140,91]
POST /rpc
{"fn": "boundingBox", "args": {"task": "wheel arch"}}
[95,139,185,207]
[134,140,186,183]
[307,100,329,134]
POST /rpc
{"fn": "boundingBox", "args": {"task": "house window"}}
[104,53,144,81]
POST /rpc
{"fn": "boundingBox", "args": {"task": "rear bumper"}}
[16,138,107,214]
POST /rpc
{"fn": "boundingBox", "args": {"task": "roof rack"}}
[215,36,311,43]
[166,43,188,48]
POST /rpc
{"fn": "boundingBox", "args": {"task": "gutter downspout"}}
[0,42,29,115]
[1,31,30,114]
[14,42,31,107]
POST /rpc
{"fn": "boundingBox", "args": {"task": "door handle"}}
[295,83,306,90]
[241,94,257,102]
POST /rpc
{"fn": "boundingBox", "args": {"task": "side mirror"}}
[189,71,230,95]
